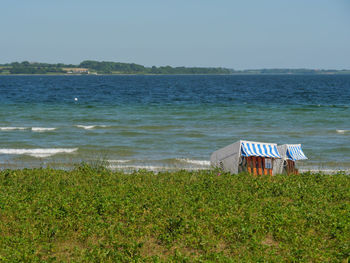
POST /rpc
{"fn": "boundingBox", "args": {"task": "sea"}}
[0,74,350,172]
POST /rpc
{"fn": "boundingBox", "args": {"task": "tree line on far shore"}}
[0,61,233,75]
[1,61,349,75]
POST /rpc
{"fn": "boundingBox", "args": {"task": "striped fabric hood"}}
[241,141,281,158]
[286,144,308,161]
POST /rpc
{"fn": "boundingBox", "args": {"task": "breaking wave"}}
[176,158,211,166]
[106,158,211,172]
[107,159,131,163]
[31,127,57,132]
[0,127,27,131]
[0,148,78,158]
[76,125,109,130]
[108,164,208,172]
[299,168,350,174]
[0,127,57,132]
[336,129,350,134]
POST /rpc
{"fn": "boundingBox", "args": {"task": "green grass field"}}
[0,165,349,262]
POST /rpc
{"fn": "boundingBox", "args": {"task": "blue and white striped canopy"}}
[286,144,307,161]
[241,141,281,158]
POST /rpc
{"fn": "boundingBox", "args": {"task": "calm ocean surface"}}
[1,75,350,172]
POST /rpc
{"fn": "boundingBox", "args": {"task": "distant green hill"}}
[0,61,349,75]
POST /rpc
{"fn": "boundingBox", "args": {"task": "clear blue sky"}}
[1,0,349,69]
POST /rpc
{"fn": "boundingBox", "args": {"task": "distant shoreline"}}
[1,72,350,76]
[1,60,350,75]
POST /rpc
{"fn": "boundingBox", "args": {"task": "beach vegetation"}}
[0,166,349,261]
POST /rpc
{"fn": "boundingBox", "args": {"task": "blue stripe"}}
[241,145,247,157]
[263,144,268,156]
[257,144,263,156]
[246,143,252,156]
[252,143,257,156]
[268,145,273,158]
[273,145,280,158]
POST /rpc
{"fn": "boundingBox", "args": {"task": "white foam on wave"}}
[0,127,57,132]
[107,159,131,163]
[0,127,28,131]
[336,129,350,134]
[109,164,208,172]
[109,164,170,170]
[76,125,108,130]
[76,125,96,130]
[31,127,57,132]
[299,168,350,174]
[176,158,211,166]
[0,148,78,158]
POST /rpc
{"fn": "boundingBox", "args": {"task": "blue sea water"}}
[0,74,350,172]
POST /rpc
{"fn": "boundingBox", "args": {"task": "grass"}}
[0,164,349,262]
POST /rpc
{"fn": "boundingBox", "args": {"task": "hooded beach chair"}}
[273,144,308,175]
[210,140,281,175]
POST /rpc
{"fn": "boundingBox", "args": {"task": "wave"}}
[31,127,57,132]
[107,159,131,163]
[0,148,78,158]
[106,158,211,171]
[0,127,28,131]
[336,129,350,134]
[109,164,171,170]
[76,125,109,130]
[176,158,210,166]
[0,127,57,132]
[108,164,208,172]
[299,168,350,174]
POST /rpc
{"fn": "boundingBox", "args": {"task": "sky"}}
[1,0,349,69]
